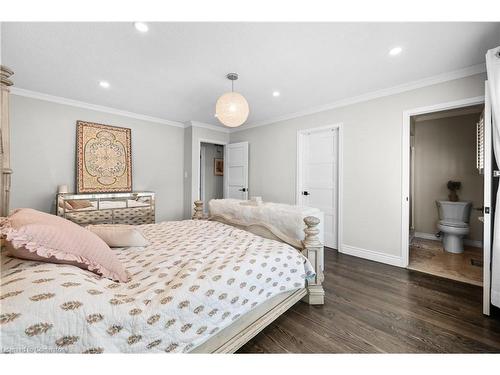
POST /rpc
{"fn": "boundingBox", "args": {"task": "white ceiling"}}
[2,22,499,127]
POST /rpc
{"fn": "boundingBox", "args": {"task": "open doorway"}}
[407,105,485,286]
[199,142,225,213]
[401,95,497,316]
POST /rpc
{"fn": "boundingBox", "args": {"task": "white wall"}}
[10,95,185,221]
[413,113,483,242]
[230,73,486,263]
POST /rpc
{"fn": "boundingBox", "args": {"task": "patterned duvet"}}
[0,220,314,353]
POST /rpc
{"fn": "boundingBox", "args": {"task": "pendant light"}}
[215,73,249,127]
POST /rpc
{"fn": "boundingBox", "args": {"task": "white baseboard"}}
[414,232,439,241]
[340,244,404,267]
[414,232,482,249]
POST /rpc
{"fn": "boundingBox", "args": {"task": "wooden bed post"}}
[0,65,14,217]
[192,200,204,220]
[302,216,325,305]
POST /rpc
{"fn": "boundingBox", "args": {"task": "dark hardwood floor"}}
[238,248,500,353]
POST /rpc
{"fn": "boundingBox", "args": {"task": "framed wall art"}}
[214,158,224,176]
[76,120,132,193]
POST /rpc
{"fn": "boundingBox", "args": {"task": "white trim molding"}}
[187,120,231,134]
[232,63,486,132]
[11,88,232,132]
[11,62,486,135]
[11,87,186,128]
[414,232,483,249]
[401,95,486,267]
[341,244,405,268]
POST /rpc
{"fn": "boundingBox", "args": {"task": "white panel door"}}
[299,128,338,248]
[225,142,249,200]
[483,82,492,316]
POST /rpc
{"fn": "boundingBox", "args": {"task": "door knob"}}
[302,191,310,196]
[239,188,247,192]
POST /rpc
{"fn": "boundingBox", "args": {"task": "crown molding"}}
[10,87,186,128]
[10,62,486,134]
[186,120,231,134]
[232,63,487,133]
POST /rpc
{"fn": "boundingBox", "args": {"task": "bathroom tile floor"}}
[408,237,483,286]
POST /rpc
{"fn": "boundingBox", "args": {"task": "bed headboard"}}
[192,200,325,304]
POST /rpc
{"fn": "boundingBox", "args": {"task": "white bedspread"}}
[0,220,314,353]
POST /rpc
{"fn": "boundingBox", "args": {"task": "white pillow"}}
[86,224,149,247]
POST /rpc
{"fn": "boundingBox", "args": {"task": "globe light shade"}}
[215,91,249,127]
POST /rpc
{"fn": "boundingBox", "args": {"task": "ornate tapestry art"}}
[76,121,132,193]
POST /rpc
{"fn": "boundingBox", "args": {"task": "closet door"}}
[298,128,338,249]
[224,142,249,200]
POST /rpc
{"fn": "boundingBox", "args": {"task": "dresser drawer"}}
[65,210,113,225]
[113,208,154,225]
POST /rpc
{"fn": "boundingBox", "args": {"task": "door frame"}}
[296,123,343,251]
[199,144,207,209]
[483,81,492,316]
[196,139,227,206]
[401,96,485,268]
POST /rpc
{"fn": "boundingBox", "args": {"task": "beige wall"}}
[10,95,185,221]
[201,142,224,207]
[9,72,487,264]
[230,73,486,262]
[414,113,483,241]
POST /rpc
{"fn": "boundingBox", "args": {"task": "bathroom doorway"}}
[406,103,485,286]
[199,142,225,214]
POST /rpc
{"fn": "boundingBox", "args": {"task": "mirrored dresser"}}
[57,191,155,225]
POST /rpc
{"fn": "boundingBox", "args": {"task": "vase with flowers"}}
[447,180,461,202]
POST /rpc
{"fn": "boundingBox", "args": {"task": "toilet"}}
[436,200,472,254]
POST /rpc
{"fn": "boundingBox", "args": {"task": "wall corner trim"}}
[10,87,186,128]
[340,244,405,268]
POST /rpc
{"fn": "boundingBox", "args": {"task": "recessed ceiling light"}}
[99,81,110,89]
[272,91,280,97]
[134,22,149,33]
[389,46,403,56]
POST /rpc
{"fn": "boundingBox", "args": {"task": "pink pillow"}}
[0,208,128,282]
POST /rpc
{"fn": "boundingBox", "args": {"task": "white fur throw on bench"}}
[208,199,324,246]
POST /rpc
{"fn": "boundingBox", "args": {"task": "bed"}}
[0,201,324,353]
